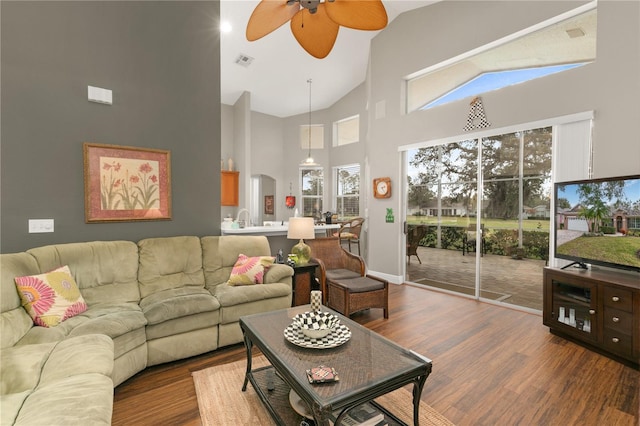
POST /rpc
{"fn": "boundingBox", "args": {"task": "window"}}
[300,167,323,220]
[334,164,360,218]
[406,6,596,112]
[300,124,324,149]
[333,115,359,146]
[421,64,587,110]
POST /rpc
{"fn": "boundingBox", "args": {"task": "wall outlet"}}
[28,219,54,233]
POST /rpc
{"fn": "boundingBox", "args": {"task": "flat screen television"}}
[554,174,640,272]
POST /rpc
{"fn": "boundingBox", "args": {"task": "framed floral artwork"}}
[264,195,274,215]
[83,143,172,222]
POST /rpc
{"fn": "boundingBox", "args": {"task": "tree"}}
[574,181,626,233]
[409,129,552,221]
[557,197,571,209]
[407,176,434,213]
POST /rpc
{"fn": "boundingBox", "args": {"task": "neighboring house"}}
[522,205,550,219]
[419,202,471,217]
[557,205,640,233]
[609,208,640,232]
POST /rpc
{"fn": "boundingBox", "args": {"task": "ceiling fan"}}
[246,0,388,59]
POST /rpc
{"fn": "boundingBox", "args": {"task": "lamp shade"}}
[287,217,315,240]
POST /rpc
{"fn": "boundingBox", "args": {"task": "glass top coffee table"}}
[240,305,432,426]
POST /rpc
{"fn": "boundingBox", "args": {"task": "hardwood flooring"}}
[112,284,639,426]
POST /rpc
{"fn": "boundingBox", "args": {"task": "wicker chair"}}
[307,237,388,318]
[407,225,428,264]
[333,217,364,254]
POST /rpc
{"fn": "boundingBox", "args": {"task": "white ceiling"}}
[220,0,437,118]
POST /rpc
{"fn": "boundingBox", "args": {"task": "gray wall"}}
[1,1,221,254]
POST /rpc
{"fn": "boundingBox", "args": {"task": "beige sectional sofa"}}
[0,235,293,425]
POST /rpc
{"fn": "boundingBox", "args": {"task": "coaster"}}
[306,365,339,384]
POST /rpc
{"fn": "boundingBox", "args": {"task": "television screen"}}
[554,175,640,272]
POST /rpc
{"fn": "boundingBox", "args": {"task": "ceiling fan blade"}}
[325,0,388,31]
[246,0,299,41]
[291,5,339,59]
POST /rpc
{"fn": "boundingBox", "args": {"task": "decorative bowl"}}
[292,311,340,339]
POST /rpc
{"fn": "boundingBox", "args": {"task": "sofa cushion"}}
[27,241,141,306]
[16,374,113,426]
[138,236,205,299]
[15,265,87,327]
[140,287,220,325]
[15,303,146,348]
[40,334,114,383]
[0,334,113,398]
[68,304,147,340]
[213,282,291,308]
[17,334,114,425]
[201,236,275,291]
[228,254,275,286]
[0,391,30,425]
[1,253,43,349]
[1,342,56,394]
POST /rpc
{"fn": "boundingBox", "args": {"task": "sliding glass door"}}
[405,127,552,311]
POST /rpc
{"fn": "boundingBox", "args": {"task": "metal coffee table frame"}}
[240,305,432,426]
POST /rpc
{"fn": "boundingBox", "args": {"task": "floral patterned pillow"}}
[228,254,275,286]
[15,265,87,327]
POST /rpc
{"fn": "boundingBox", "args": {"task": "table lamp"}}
[287,217,315,265]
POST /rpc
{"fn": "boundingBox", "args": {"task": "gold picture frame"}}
[83,143,172,223]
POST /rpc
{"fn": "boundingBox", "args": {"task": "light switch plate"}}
[28,219,54,233]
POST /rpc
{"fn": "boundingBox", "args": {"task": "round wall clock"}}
[373,177,391,199]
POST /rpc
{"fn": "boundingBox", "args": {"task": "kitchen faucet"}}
[236,208,250,227]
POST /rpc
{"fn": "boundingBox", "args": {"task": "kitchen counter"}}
[221,224,339,237]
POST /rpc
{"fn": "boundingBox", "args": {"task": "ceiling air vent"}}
[235,54,254,68]
[566,27,585,38]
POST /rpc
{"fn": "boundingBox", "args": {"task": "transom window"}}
[406,5,596,112]
[333,115,359,146]
[300,124,324,149]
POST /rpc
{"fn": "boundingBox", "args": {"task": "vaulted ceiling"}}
[220,1,437,118]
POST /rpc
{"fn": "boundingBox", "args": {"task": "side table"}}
[291,262,319,307]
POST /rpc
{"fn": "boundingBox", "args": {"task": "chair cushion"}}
[326,269,361,281]
[330,276,385,293]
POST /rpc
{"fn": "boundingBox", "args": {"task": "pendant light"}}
[302,78,318,166]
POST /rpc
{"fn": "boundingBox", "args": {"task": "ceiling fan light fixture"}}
[247,0,388,59]
[300,0,320,13]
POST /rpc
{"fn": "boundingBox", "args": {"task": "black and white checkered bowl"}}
[292,311,340,339]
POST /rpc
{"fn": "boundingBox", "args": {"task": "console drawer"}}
[603,286,633,311]
[603,328,633,358]
[603,307,633,332]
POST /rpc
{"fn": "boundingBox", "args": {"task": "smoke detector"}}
[235,54,254,67]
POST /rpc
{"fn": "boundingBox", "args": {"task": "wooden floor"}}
[112,284,639,426]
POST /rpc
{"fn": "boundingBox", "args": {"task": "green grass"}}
[407,216,550,231]
[557,235,640,268]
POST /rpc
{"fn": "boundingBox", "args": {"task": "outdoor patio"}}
[406,246,546,311]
